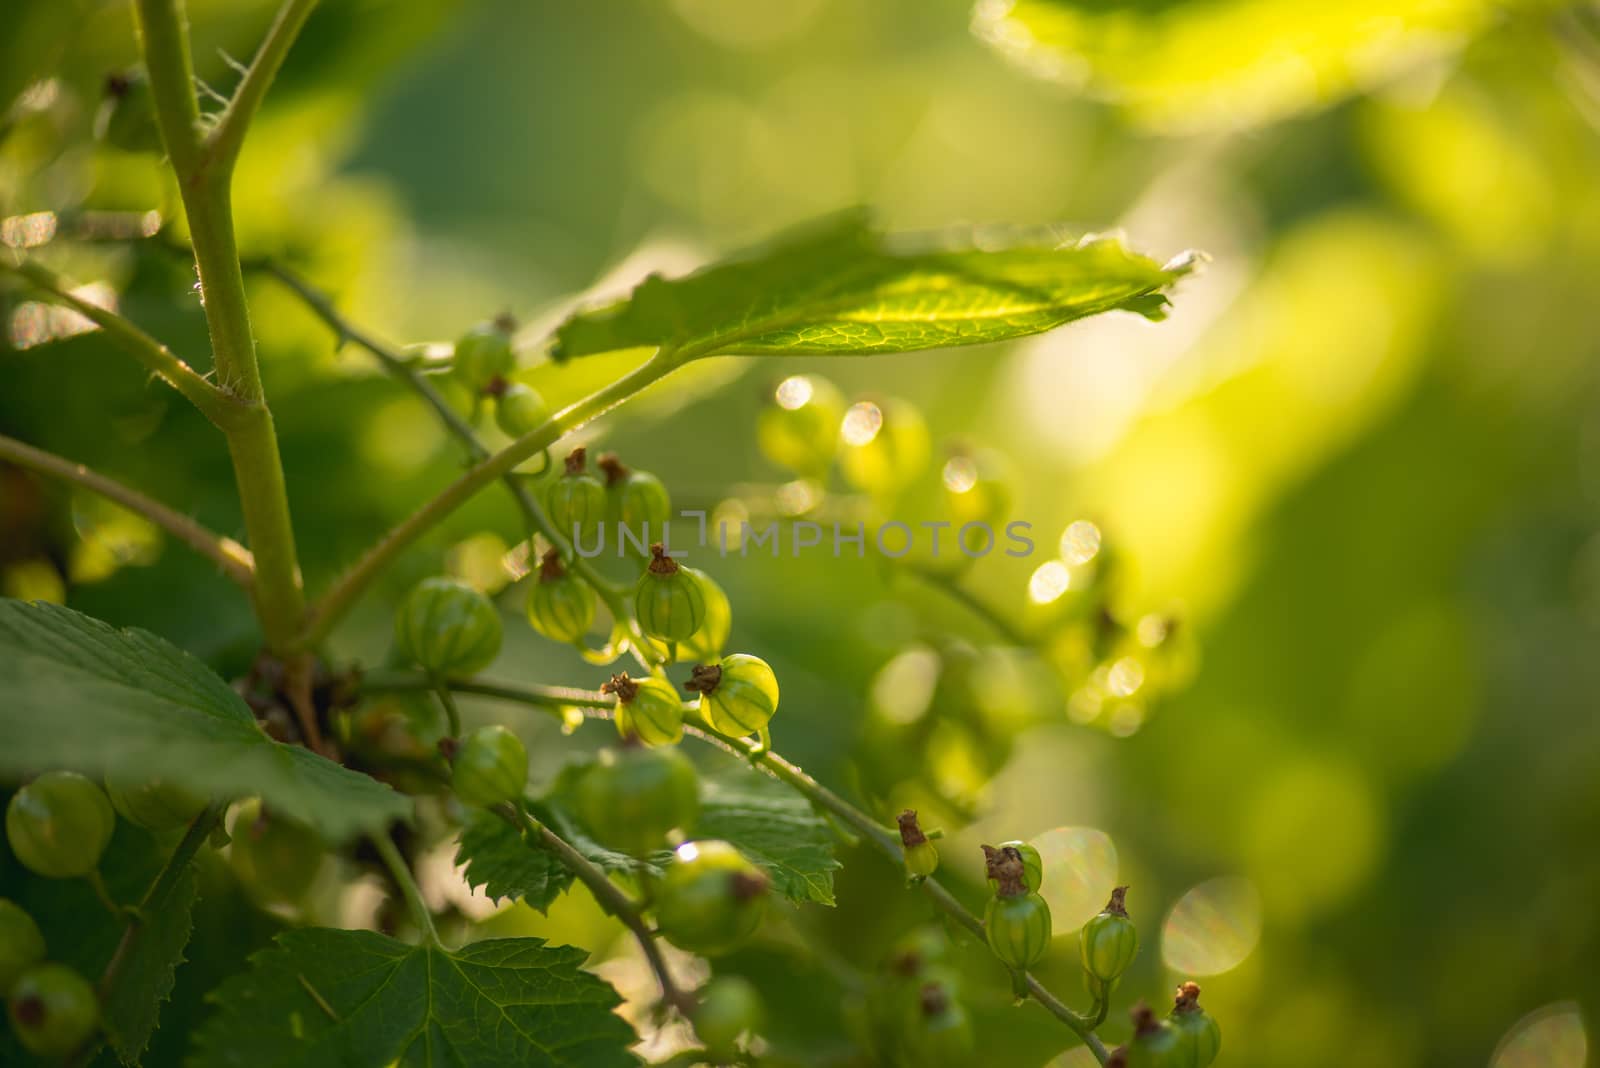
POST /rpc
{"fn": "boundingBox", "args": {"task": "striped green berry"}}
[685,653,778,749]
[1081,886,1139,984]
[635,544,707,643]
[606,673,685,746]
[395,577,502,678]
[526,550,595,643]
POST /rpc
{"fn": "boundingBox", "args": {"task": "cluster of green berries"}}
[855,929,974,1066]
[1106,988,1221,1068]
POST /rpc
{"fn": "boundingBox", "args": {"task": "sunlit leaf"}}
[552,212,1192,361]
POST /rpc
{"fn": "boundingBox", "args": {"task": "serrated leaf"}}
[0,599,408,841]
[187,929,638,1067]
[456,811,573,913]
[973,0,1497,133]
[552,212,1191,361]
[103,861,198,1065]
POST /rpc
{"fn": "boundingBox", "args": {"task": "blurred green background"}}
[4,0,1600,1065]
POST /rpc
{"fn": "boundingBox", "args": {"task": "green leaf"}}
[187,929,638,1067]
[103,861,198,1065]
[552,212,1192,361]
[456,811,573,913]
[693,765,840,906]
[972,0,1498,133]
[0,599,407,841]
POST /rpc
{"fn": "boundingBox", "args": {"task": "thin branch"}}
[206,0,320,176]
[131,0,205,180]
[900,563,1033,647]
[374,673,1109,1062]
[0,258,244,428]
[370,830,440,946]
[0,433,255,588]
[494,801,696,1017]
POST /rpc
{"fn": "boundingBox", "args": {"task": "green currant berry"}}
[5,771,115,879]
[395,576,502,678]
[0,899,46,994]
[452,725,528,808]
[757,374,844,476]
[655,840,769,956]
[546,448,608,540]
[7,963,99,1057]
[693,976,764,1062]
[634,544,707,643]
[452,317,516,390]
[493,381,550,438]
[526,550,596,643]
[605,673,685,746]
[95,70,162,153]
[677,568,732,663]
[1169,982,1221,1068]
[576,743,700,856]
[839,397,930,496]
[685,654,778,749]
[901,979,975,1068]
[984,891,1052,971]
[1127,1004,1182,1068]
[597,454,672,545]
[103,774,205,832]
[229,799,324,903]
[983,840,1043,894]
[897,810,939,880]
[1081,886,1139,984]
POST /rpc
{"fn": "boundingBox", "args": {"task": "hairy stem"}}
[0,433,255,587]
[205,0,320,174]
[300,352,680,648]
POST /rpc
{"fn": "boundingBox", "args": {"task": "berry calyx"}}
[983,840,1043,894]
[492,381,550,438]
[452,318,516,391]
[684,653,779,751]
[678,568,732,663]
[229,800,324,904]
[897,809,939,881]
[692,976,764,1063]
[104,774,206,832]
[451,725,529,808]
[655,840,770,956]
[598,454,672,546]
[394,577,503,678]
[634,544,708,644]
[1169,981,1221,1068]
[546,448,607,541]
[526,549,596,644]
[7,963,99,1057]
[1080,886,1139,985]
[604,672,685,746]
[576,742,700,856]
[0,899,46,994]
[5,771,115,879]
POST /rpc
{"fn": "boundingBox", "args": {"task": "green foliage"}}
[552,212,1191,361]
[101,857,196,1064]
[0,601,407,841]
[189,929,637,1067]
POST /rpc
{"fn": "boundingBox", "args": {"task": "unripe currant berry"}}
[7,963,100,1057]
[1169,982,1221,1068]
[839,396,930,496]
[1081,886,1139,985]
[95,69,162,153]
[634,544,708,644]
[597,454,672,546]
[526,549,596,644]
[692,976,764,1063]
[451,725,528,808]
[5,771,115,878]
[395,577,502,678]
[897,810,939,881]
[677,567,732,663]
[984,891,1052,971]
[452,316,516,391]
[546,448,608,541]
[0,899,46,993]
[901,979,975,1068]
[655,840,770,956]
[684,654,778,751]
[1126,1003,1182,1068]
[492,381,550,438]
[757,374,845,476]
[604,672,685,746]
[983,841,1043,894]
[229,800,324,904]
[576,742,700,856]
[103,774,206,832]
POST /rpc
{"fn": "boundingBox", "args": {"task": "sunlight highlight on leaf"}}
[1491,1004,1588,1068]
[1033,826,1118,930]
[1161,875,1263,976]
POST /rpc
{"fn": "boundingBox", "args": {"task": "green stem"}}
[0,433,255,587]
[431,675,462,738]
[370,831,439,946]
[300,351,681,648]
[205,0,320,175]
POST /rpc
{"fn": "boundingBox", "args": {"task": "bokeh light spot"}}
[1033,827,1118,930]
[1161,875,1263,976]
[841,401,883,446]
[1059,520,1102,565]
[774,374,813,410]
[1491,1003,1587,1068]
[870,646,940,726]
[942,455,978,494]
[1029,560,1071,604]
